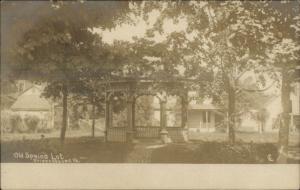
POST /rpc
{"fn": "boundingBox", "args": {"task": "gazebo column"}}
[160,99,169,143]
[205,111,209,131]
[132,99,136,136]
[105,93,110,142]
[126,93,135,143]
[109,102,113,129]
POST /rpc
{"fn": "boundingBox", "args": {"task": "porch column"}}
[126,93,135,143]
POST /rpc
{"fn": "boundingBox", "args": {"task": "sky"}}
[92,9,190,44]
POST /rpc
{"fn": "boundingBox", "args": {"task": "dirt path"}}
[124,143,166,163]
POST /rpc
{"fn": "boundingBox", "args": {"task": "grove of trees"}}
[3,1,299,151]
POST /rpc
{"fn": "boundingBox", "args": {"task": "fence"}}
[167,127,185,142]
[135,126,161,138]
[107,127,127,142]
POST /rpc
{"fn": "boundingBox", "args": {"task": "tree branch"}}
[237,80,276,93]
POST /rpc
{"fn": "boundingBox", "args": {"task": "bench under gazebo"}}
[104,78,189,143]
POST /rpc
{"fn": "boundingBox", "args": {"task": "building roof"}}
[10,86,51,111]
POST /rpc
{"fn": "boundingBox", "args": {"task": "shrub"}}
[10,113,26,133]
[37,118,52,133]
[1,111,12,133]
[24,115,40,133]
[251,143,279,163]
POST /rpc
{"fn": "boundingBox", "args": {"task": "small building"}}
[187,103,224,132]
[10,85,54,128]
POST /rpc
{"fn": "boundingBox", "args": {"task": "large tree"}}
[263,1,300,153]
[133,1,285,144]
[7,1,131,144]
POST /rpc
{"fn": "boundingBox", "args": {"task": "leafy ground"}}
[1,130,299,163]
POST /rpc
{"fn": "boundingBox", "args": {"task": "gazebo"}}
[104,78,189,143]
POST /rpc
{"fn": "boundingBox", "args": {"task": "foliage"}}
[9,113,26,133]
[24,115,40,132]
[36,118,52,133]
[135,95,159,126]
[2,1,131,79]
[5,1,132,142]
[1,111,13,133]
[131,1,299,143]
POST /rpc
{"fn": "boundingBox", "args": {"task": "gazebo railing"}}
[167,127,186,142]
[107,127,127,142]
[135,126,161,138]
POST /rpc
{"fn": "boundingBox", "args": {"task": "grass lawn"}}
[0,127,105,142]
[188,131,300,146]
[1,131,299,163]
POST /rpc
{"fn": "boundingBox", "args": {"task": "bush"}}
[251,143,279,163]
[37,118,52,133]
[24,115,40,133]
[10,113,27,133]
[1,111,12,133]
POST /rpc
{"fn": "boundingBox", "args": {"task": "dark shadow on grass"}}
[2,137,297,163]
[151,141,280,164]
[1,137,134,163]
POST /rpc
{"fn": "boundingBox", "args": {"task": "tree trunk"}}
[227,77,236,144]
[278,69,291,150]
[60,84,68,145]
[91,101,96,138]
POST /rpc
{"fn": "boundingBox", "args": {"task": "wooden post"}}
[132,99,136,137]
[109,101,113,128]
[211,112,215,131]
[105,95,110,142]
[126,92,134,143]
[160,99,168,142]
[206,111,208,132]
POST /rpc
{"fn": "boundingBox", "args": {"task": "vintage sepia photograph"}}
[1,0,300,169]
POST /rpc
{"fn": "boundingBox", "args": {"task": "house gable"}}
[10,85,51,111]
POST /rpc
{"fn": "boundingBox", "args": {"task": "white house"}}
[10,85,54,128]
